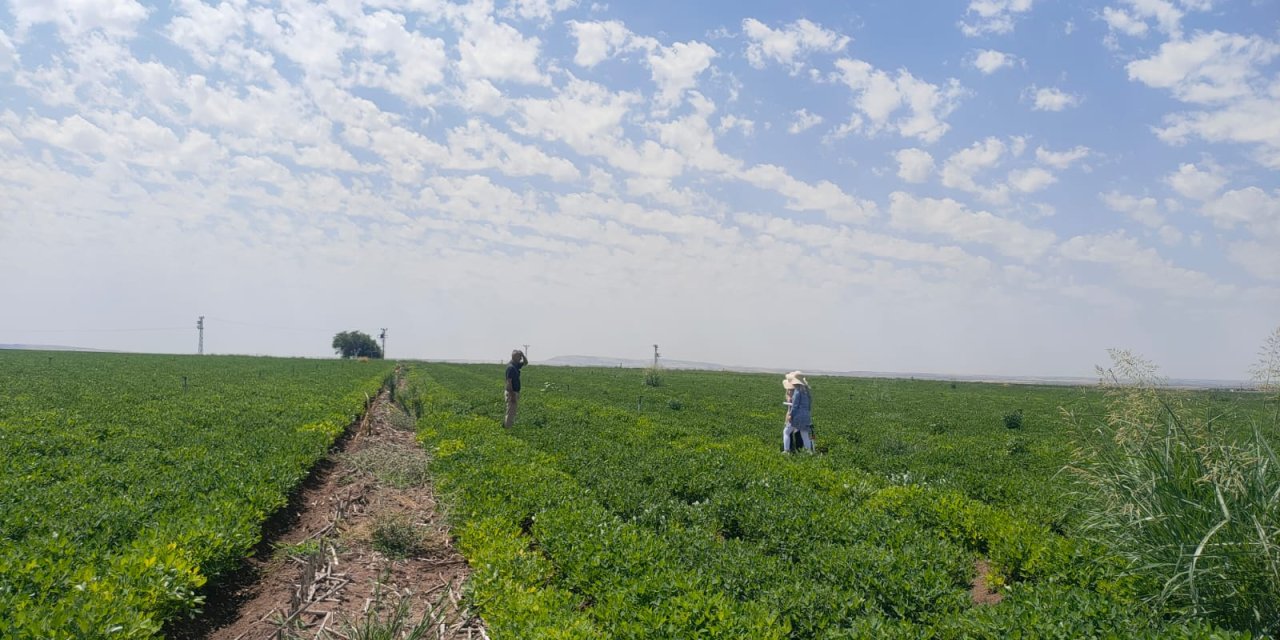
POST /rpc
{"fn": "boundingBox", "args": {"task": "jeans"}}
[783,422,813,452]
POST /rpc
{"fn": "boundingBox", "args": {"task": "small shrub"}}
[643,368,663,387]
[1003,409,1024,430]
[668,398,683,411]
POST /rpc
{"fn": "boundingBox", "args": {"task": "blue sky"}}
[0,0,1276,380]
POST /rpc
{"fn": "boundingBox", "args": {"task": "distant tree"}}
[332,331,383,359]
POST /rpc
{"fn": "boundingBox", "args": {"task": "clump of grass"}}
[394,383,425,420]
[337,580,454,640]
[370,515,426,559]
[385,407,418,432]
[344,443,429,489]
[643,367,663,387]
[272,538,321,561]
[1066,334,1280,636]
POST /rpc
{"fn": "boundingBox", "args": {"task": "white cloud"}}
[972,49,1015,74]
[1008,167,1057,193]
[1034,145,1090,169]
[647,41,717,109]
[940,137,1008,202]
[1228,240,1280,281]
[1155,97,1280,169]
[1102,191,1166,227]
[567,20,633,67]
[0,30,18,71]
[738,164,877,223]
[246,3,350,79]
[1104,0,1216,38]
[1101,7,1149,37]
[889,192,1056,260]
[742,18,849,71]
[444,119,581,182]
[1158,224,1184,246]
[716,114,755,136]
[353,11,449,106]
[1200,187,1280,238]
[457,16,549,85]
[502,0,580,22]
[1133,32,1280,167]
[1127,31,1280,104]
[1028,86,1082,111]
[960,0,1035,37]
[832,59,965,143]
[1165,162,1226,200]
[788,109,823,134]
[10,0,149,40]
[894,148,935,183]
[1059,231,1228,297]
[513,78,640,158]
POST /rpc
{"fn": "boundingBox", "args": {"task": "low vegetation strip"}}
[0,350,393,638]
[412,362,1269,638]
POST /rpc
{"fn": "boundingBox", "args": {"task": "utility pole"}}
[523,344,529,360]
[379,328,387,358]
[653,344,660,368]
[197,316,204,355]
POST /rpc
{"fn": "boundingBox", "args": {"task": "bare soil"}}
[970,559,1004,606]
[169,388,486,639]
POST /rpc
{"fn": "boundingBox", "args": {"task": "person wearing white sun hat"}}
[782,371,814,453]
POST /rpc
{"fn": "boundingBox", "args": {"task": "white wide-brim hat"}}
[783,370,807,389]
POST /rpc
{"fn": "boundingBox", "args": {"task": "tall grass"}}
[1067,331,1280,636]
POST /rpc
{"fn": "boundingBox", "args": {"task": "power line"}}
[205,316,332,333]
[4,327,188,333]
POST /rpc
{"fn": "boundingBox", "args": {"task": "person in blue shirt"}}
[783,371,814,453]
[504,349,527,428]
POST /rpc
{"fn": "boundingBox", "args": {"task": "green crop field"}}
[410,362,1275,639]
[0,350,393,637]
[1,350,1272,638]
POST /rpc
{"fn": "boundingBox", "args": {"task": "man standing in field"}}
[504,349,527,428]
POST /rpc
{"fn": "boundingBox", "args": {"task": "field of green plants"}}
[0,350,393,637]
[409,362,1275,639]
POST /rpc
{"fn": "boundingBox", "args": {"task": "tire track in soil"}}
[168,386,486,639]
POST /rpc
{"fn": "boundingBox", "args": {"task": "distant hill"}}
[540,355,1252,390]
[0,344,112,352]
[542,355,748,371]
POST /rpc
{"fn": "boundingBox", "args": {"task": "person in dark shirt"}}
[504,349,528,428]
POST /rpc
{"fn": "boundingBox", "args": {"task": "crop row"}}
[0,350,394,638]
[411,363,1248,638]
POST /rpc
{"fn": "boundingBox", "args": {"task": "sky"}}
[0,0,1277,380]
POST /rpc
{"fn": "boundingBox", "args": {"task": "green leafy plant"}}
[1003,409,1024,430]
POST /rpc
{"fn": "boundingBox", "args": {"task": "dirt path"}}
[171,387,486,639]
